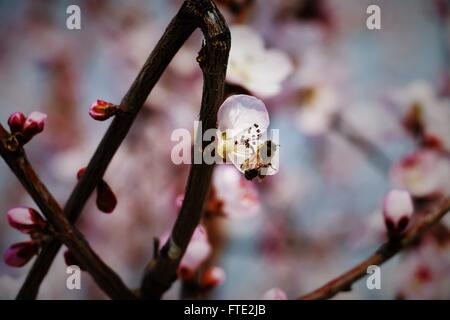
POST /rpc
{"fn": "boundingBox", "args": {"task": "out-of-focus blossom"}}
[217,94,279,180]
[7,111,47,144]
[3,241,39,267]
[390,149,450,198]
[392,81,450,150]
[7,112,26,134]
[262,288,288,300]
[212,165,260,218]
[288,47,331,88]
[7,207,46,234]
[383,189,413,237]
[200,266,226,288]
[89,100,119,121]
[395,241,450,299]
[178,225,212,281]
[170,46,200,77]
[294,86,340,135]
[227,26,293,98]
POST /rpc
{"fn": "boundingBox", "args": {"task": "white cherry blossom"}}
[390,149,450,198]
[217,94,279,180]
[227,25,294,98]
[391,81,450,150]
[294,85,340,135]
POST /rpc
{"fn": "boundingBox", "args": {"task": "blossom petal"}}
[3,241,38,267]
[229,25,265,62]
[7,207,45,234]
[218,95,269,132]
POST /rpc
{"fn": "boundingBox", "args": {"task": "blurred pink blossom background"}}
[0,0,449,299]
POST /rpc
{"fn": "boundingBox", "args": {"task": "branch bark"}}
[299,196,450,300]
[0,126,135,299]
[140,0,230,299]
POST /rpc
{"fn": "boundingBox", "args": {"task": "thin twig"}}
[16,1,200,299]
[140,0,230,299]
[299,196,450,300]
[0,126,136,299]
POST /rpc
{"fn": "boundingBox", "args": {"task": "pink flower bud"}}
[22,112,47,137]
[78,167,117,214]
[178,225,212,281]
[96,180,117,213]
[63,249,86,271]
[89,100,118,121]
[76,167,86,180]
[7,207,46,234]
[201,266,226,288]
[414,265,433,283]
[175,194,184,209]
[383,189,414,237]
[3,241,39,267]
[262,288,288,300]
[7,112,26,134]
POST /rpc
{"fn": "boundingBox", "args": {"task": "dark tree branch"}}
[299,196,450,300]
[15,2,195,300]
[140,0,230,299]
[0,126,136,299]
[16,0,229,300]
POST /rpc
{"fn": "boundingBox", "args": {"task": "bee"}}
[241,140,278,181]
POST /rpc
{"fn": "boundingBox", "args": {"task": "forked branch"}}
[299,197,450,300]
[13,0,229,300]
[0,125,135,299]
[140,0,230,299]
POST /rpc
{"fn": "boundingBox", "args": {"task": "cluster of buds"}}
[7,111,47,145]
[89,100,120,121]
[77,167,117,213]
[3,207,48,267]
[383,189,414,239]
